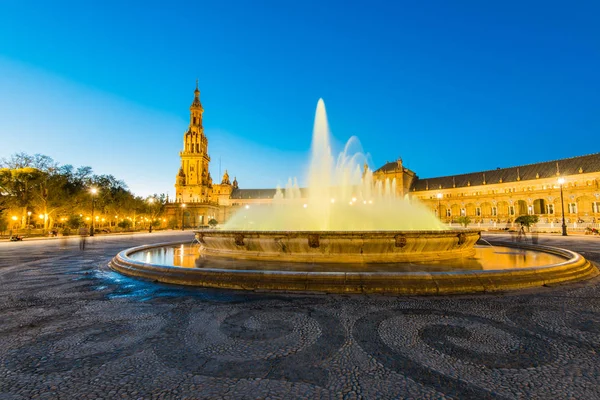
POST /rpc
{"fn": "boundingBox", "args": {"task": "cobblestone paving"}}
[1,231,599,399]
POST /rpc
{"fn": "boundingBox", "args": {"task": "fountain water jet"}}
[193,99,479,263]
[223,99,446,232]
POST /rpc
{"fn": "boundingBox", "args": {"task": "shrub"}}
[455,216,471,227]
[67,215,84,229]
[514,215,539,231]
[117,219,132,229]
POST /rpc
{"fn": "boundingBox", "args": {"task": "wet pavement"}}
[1,231,599,399]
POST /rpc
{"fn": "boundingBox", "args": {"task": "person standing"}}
[78,226,88,250]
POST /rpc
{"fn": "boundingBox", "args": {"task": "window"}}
[568,203,577,214]
[547,204,555,214]
[491,207,497,216]
[446,209,452,217]
[460,208,466,216]
[475,207,481,216]
[509,206,515,216]
[592,202,599,213]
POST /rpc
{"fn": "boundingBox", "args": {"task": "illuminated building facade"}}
[167,86,600,231]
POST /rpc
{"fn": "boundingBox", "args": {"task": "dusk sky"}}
[1,1,598,197]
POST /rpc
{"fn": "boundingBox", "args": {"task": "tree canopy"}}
[514,215,539,230]
[0,153,166,231]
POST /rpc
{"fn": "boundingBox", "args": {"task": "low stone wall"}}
[195,230,481,263]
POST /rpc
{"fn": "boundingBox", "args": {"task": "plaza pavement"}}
[0,230,599,399]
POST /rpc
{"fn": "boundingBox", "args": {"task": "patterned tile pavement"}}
[0,231,599,399]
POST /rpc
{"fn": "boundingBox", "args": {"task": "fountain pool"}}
[109,240,596,294]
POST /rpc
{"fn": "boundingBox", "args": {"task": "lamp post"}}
[436,193,443,220]
[558,178,567,236]
[181,203,186,231]
[90,187,98,236]
[10,215,17,237]
[26,211,31,229]
[148,198,154,233]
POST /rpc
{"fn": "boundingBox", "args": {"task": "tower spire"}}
[191,80,201,108]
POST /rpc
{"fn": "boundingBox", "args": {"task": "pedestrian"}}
[531,230,539,244]
[78,226,88,250]
[517,225,525,242]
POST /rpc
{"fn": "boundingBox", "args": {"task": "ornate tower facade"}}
[175,82,212,203]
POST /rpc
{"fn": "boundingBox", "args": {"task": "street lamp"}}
[10,215,18,237]
[26,211,32,229]
[558,178,567,236]
[90,187,98,236]
[436,193,443,220]
[148,198,155,233]
[181,203,186,231]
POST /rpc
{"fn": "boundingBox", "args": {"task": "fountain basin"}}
[194,229,481,263]
[109,239,597,295]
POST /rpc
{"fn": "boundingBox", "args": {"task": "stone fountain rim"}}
[108,239,597,294]
[114,240,579,274]
[193,228,481,235]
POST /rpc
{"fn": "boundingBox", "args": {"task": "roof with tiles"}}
[373,161,401,173]
[230,188,310,200]
[410,153,600,191]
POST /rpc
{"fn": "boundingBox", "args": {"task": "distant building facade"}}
[167,85,600,230]
[374,156,600,228]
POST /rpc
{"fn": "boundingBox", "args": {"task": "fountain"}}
[110,100,597,294]
[195,99,480,263]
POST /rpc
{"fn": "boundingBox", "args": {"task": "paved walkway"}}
[0,232,599,399]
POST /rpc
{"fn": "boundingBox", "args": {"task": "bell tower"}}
[175,81,211,203]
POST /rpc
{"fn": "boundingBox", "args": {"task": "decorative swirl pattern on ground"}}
[1,232,600,398]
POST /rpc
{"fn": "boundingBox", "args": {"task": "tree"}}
[118,219,132,230]
[455,216,471,228]
[0,152,167,234]
[67,215,84,229]
[0,167,44,227]
[515,215,539,231]
[0,215,8,235]
[144,194,166,229]
[208,218,218,228]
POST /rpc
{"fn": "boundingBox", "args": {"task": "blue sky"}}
[1,1,598,197]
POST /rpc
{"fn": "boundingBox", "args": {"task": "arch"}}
[182,210,191,229]
[516,200,528,216]
[496,201,509,217]
[533,198,546,214]
[480,202,492,217]
[438,204,448,219]
[576,195,595,215]
[450,204,461,217]
[465,203,476,217]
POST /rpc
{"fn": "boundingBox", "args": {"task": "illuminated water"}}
[132,244,567,273]
[223,99,445,231]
